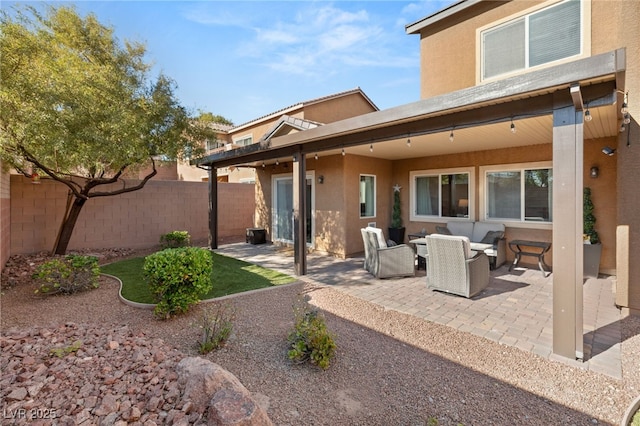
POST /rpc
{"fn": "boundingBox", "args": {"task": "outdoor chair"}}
[425,234,489,298]
[361,227,415,279]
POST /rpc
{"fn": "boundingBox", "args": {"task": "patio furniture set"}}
[361,223,551,298]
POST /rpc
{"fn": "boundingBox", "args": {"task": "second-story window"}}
[234,135,253,146]
[481,0,581,80]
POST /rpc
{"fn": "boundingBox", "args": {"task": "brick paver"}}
[216,243,623,379]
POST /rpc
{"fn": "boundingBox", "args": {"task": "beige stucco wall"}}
[304,94,377,123]
[8,176,254,255]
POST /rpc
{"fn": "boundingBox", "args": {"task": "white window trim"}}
[479,161,552,230]
[476,0,591,84]
[359,174,376,219]
[409,167,475,222]
[271,172,315,247]
[233,134,253,146]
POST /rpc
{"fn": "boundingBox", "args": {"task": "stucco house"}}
[197,0,639,360]
[177,88,378,183]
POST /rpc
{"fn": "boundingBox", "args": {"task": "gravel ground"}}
[1,250,640,425]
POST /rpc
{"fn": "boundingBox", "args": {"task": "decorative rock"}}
[176,357,272,425]
[7,387,28,401]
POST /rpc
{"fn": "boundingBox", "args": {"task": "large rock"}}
[176,357,272,426]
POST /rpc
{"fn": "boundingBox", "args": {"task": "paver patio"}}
[215,242,623,379]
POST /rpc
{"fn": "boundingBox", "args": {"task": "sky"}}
[8,1,457,126]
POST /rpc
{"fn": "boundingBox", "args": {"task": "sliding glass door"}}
[272,174,314,245]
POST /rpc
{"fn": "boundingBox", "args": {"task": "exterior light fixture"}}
[275,159,279,165]
[623,112,631,124]
[621,91,629,114]
[584,108,593,122]
[317,175,324,184]
[262,162,265,168]
[449,128,454,142]
[601,146,616,156]
[407,137,411,147]
[510,119,516,133]
[590,166,599,178]
[341,148,345,156]
[314,153,318,160]
[369,144,373,152]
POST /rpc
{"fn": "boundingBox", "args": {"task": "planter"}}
[621,394,640,426]
[388,227,405,245]
[583,243,602,279]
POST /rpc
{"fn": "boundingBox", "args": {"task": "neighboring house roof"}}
[257,115,322,146]
[230,87,378,133]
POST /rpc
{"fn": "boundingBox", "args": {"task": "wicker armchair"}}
[361,228,415,279]
[426,234,489,298]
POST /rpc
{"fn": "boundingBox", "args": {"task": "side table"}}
[508,240,551,277]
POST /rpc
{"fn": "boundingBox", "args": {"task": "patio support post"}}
[208,167,218,250]
[552,102,584,360]
[292,148,307,275]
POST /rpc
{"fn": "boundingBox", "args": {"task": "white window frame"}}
[479,161,553,230]
[233,134,253,147]
[359,174,376,219]
[477,0,590,83]
[409,167,475,222]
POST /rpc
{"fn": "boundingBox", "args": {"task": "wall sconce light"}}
[317,175,324,184]
[601,146,616,156]
[590,166,599,178]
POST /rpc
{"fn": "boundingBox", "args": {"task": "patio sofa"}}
[438,221,506,269]
[426,234,490,298]
[361,227,415,279]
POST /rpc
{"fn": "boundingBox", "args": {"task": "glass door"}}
[273,174,314,245]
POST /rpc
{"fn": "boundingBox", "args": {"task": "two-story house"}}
[197,0,639,360]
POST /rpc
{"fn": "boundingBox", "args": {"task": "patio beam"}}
[292,147,307,275]
[552,90,584,360]
[208,167,218,250]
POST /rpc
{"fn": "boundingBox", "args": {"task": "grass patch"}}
[102,251,296,304]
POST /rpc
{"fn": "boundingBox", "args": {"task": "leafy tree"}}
[0,5,213,254]
[197,111,234,126]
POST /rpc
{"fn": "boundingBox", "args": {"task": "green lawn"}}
[101,251,296,304]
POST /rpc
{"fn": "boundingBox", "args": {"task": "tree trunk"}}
[53,196,87,255]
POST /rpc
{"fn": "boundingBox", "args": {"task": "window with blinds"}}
[482,0,581,80]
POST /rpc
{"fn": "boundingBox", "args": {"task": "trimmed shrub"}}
[287,302,336,370]
[143,247,213,319]
[33,255,100,295]
[160,231,191,249]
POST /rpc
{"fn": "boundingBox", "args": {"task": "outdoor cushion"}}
[365,227,387,248]
[435,225,452,235]
[471,222,505,243]
[480,230,504,245]
[446,222,474,239]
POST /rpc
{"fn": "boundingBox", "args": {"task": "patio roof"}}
[195,48,625,169]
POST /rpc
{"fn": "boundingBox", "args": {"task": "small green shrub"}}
[50,340,83,358]
[195,304,235,354]
[33,255,100,295]
[287,302,336,370]
[160,231,191,248]
[143,247,213,319]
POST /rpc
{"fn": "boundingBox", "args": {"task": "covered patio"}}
[197,49,628,363]
[215,241,623,379]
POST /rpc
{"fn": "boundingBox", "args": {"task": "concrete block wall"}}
[8,175,255,256]
[1,165,10,268]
